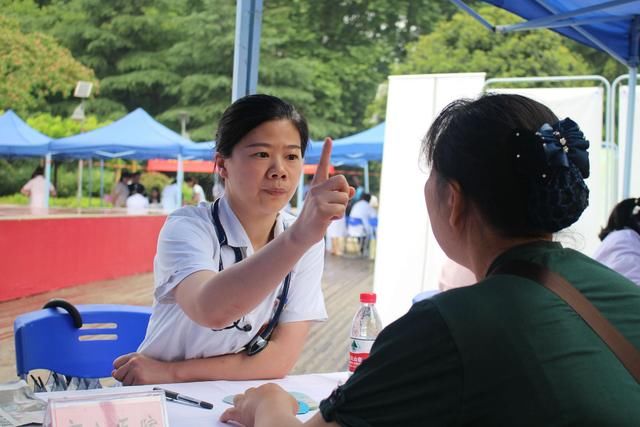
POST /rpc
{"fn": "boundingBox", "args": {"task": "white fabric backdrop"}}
[373,73,486,326]
[617,85,640,199]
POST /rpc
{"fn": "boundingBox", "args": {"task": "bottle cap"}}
[360,292,376,304]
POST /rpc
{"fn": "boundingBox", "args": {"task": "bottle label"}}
[348,338,375,372]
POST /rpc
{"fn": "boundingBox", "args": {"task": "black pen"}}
[153,387,214,410]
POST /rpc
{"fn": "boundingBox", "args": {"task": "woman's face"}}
[218,119,303,217]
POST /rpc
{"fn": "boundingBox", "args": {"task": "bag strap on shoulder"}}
[491,259,640,383]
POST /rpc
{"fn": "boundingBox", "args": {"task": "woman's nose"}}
[268,160,287,179]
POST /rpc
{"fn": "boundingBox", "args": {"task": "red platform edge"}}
[0,215,166,302]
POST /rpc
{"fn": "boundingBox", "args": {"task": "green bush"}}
[0,158,40,196]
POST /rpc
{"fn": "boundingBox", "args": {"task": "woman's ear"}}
[214,154,227,179]
[447,180,466,230]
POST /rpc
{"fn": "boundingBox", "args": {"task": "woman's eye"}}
[253,152,269,158]
[286,154,300,160]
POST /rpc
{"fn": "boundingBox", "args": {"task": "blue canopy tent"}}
[0,110,55,205]
[451,0,640,197]
[300,122,385,208]
[0,110,51,157]
[50,108,208,207]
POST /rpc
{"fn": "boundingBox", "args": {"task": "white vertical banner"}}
[491,87,605,256]
[618,85,640,199]
[374,73,485,326]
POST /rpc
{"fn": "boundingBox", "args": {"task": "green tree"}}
[0,15,95,115]
[366,6,592,121]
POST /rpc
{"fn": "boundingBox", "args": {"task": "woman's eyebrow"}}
[245,142,302,150]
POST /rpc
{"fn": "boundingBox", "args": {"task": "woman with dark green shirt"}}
[220,94,640,426]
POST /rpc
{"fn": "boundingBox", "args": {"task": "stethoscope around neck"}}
[210,198,291,356]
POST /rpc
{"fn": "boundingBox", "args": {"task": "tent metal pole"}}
[364,161,370,193]
[623,66,637,198]
[177,154,184,209]
[88,158,93,207]
[99,159,104,207]
[77,160,83,208]
[297,172,304,212]
[232,0,263,101]
[44,153,52,209]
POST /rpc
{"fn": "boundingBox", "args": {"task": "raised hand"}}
[290,138,354,248]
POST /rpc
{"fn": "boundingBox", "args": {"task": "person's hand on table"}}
[220,383,298,426]
[112,352,175,385]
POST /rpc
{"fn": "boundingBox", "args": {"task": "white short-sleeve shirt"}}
[138,196,327,361]
[593,228,640,286]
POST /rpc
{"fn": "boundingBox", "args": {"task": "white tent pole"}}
[44,153,52,209]
[297,172,304,212]
[177,154,184,209]
[623,66,637,198]
[364,161,370,193]
[76,159,83,208]
[88,158,93,207]
[99,159,104,207]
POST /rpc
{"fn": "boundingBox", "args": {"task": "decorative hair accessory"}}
[633,198,640,216]
[510,117,590,233]
[536,118,590,179]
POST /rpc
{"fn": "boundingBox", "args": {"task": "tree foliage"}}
[0,15,95,115]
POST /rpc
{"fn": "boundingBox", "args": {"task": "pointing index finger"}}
[311,137,333,186]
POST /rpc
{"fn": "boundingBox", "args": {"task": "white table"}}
[41,372,348,426]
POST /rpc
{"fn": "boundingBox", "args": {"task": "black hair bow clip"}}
[537,118,590,179]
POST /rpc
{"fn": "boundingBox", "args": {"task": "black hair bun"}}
[527,162,589,233]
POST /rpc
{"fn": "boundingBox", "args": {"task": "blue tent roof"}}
[305,122,385,165]
[51,108,195,160]
[0,110,51,157]
[459,0,640,67]
[181,140,215,160]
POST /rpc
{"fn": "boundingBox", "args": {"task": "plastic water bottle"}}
[348,292,382,373]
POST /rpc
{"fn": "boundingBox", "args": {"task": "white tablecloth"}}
[40,372,348,426]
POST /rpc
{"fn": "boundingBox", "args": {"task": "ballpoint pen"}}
[153,387,214,410]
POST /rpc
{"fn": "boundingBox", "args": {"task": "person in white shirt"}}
[593,197,640,285]
[161,179,180,213]
[126,184,149,214]
[187,176,206,204]
[348,193,377,238]
[112,94,354,385]
[21,166,56,211]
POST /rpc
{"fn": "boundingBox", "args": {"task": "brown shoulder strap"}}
[491,259,640,383]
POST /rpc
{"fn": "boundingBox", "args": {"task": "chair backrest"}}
[14,304,151,379]
[346,216,364,227]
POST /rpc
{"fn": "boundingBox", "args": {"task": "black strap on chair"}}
[490,259,640,383]
[42,298,83,328]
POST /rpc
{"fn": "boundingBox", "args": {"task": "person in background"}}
[187,176,206,204]
[111,171,130,208]
[21,166,56,211]
[347,193,377,238]
[351,175,364,202]
[112,94,353,385]
[128,172,145,197]
[593,197,640,285]
[126,183,149,214]
[149,187,162,209]
[220,94,640,426]
[161,178,180,213]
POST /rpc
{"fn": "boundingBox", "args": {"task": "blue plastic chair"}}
[14,303,152,379]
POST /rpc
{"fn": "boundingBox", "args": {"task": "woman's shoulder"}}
[163,204,214,232]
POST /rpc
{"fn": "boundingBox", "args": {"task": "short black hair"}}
[215,94,309,157]
[423,93,588,237]
[599,198,640,240]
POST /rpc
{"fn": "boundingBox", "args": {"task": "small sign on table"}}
[44,389,169,427]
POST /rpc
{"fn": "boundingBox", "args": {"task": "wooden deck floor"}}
[0,254,373,382]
